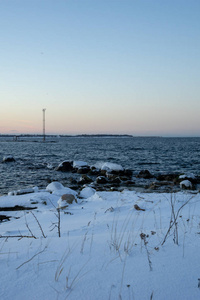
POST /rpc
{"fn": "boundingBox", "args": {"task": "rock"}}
[79,187,96,198]
[73,161,88,169]
[78,175,93,185]
[179,173,197,184]
[124,169,133,178]
[55,161,73,172]
[180,180,193,189]
[179,173,195,180]
[88,167,100,176]
[106,173,117,180]
[46,181,77,196]
[68,185,79,191]
[119,176,130,181]
[77,166,91,174]
[100,170,107,176]
[96,176,108,184]
[46,181,65,192]
[148,180,176,190]
[69,177,78,184]
[110,177,121,184]
[156,174,179,182]
[125,180,135,186]
[58,194,77,208]
[109,170,125,176]
[137,170,153,179]
[2,155,15,163]
[101,162,124,172]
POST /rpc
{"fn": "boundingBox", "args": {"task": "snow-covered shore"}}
[0,183,200,300]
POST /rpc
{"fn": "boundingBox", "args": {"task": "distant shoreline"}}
[0,134,134,138]
[0,134,199,138]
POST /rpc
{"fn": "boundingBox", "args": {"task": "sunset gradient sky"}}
[1,0,200,136]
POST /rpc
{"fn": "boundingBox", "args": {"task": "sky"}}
[0,0,200,136]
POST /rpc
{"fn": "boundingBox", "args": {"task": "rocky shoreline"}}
[53,160,200,194]
[2,156,200,196]
[1,159,200,223]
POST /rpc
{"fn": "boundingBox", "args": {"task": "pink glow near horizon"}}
[1,1,200,137]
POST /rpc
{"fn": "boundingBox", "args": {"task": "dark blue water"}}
[0,136,200,194]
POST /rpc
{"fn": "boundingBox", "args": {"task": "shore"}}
[0,181,200,299]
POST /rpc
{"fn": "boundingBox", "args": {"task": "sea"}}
[0,136,200,195]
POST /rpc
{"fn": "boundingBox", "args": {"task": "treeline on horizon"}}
[0,134,133,138]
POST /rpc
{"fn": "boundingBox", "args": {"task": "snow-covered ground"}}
[0,183,200,300]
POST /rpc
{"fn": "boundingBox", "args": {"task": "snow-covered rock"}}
[79,187,96,199]
[101,162,124,172]
[96,176,108,184]
[58,194,77,208]
[78,175,93,184]
[46,182,65,192]
[73,161,88,168]
[179,173,196,180]
[46,181,77,197]
[55,160,73,171]
[180,180,193,189]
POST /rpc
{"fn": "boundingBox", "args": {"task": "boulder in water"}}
[55,161,73,172]
[77,166,91,174]
[2,155,15,163]
[73,161,88,169]
[78,175,93,185]
[137,170,153,179]
[96,176,108,184]
[156,174,179,182]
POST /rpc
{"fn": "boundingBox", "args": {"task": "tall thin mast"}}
[42,108,46,142]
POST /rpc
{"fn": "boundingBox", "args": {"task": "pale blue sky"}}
[0,0,200,136]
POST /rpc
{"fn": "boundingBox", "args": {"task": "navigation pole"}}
[42,108,46,142]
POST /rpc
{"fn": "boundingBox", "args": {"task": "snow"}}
[79,187,96,198]
[93,161,124,171]
[8,186,39,196]
[179,173,196,179]
[46,181,65,191]
[1,183,200,300]
[46,181,77,197]
[73,161,88,168]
